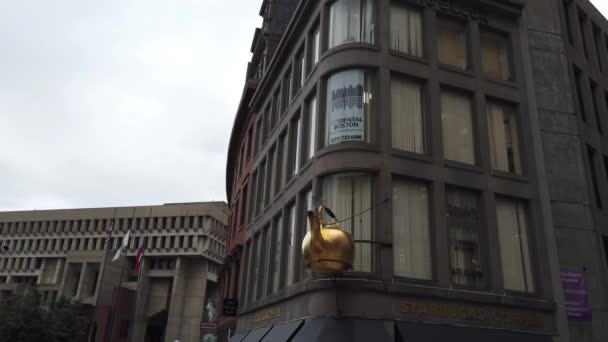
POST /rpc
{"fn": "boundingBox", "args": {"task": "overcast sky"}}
[0,1,606,211]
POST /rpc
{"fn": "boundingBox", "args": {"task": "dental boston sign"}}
[327,69,368,145]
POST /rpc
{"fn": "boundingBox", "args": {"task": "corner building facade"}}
[224,0,608,341]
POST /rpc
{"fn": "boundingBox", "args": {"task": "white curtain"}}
[441,91,475,164]
[313,29,321,64]
[272,216,283,293]
[438,19,468,69]
[392,180,431,279]
[481,31,511,80]
[487,101,521,174]
[329,0,374,49]
[391,77,424,153]
[294,117,302,174]
[285,205,297,286]
[390,6,423,56]
[496,198,534,292]
[308,96,318,159]
[323,174,372,272]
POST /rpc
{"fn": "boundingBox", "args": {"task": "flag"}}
[112,230,130,262]
[133,242,145,273]
[104,220,115,250]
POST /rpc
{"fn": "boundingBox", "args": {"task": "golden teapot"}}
[302,205,355,273]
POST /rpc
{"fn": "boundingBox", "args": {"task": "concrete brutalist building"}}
[0,202,227,342]
[220,0,608,341]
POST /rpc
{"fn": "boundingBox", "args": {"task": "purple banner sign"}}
[560,269,592,321]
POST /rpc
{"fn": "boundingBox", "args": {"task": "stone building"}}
[223,0,608,341]
[0,201,227,342]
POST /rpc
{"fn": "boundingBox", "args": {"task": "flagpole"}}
[108,209,136,342]
[127,208,152,342]
[88,207,117,342]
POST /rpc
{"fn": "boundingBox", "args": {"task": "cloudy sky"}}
[0,1,606,211]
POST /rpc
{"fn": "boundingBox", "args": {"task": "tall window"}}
[390,5,423,57]
[249,171,258,221]
[496,197,534,293]
[285,205,297,285]
[282,72,292,114]
[329,0,375,49]
[446,188,484,288]
[271,215,283,293]
[277,133,287,191]
[392,179,431,279]
[289,114,302,177]
[326,69,374,145]
[266,148,275,203]
[587,146,602,208]
[310,25,321,68]
[480,30,512,81]
[323,173,372,272]
[294,49,304,95]
[438,18,468,69]
[391,76,424,153]
[441,90,475,164]
[589,80,602,134]
[306,95,318,160]
[487,101,521,174]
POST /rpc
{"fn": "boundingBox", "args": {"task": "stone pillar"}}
[165,258,208,342]
[131,259,151,342]
[75,262,88,300]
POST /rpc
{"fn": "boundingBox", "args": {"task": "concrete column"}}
[165,257,187,342]
[165,257,208,342]
[131,259,151,342]
[36,258,48,285]
[75,263,88,300]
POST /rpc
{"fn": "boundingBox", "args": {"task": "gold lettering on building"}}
[400,300,543,329]
[251,307,281,324]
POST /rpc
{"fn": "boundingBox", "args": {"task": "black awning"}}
[241,326,271,342]
[260,320,303,342]
[396,321,554,342]
[228,331,249,342]
[291,318,391,342]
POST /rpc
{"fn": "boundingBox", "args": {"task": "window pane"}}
[392,180,431,279]
[481,30,512,80]
[438,18,468,69]
[329,0,375,49]
[271,215,283,293]
[441,91,475,164]
[326,69,374,145]
[285,205,297,285]
[446,188,484,288]
[487,101,521,174]
[323,173,372,272]
[307,96,318,159]
[496,198,534,292]
[313,28,321,65]
[391,77,424,153]
[390,5,423,57]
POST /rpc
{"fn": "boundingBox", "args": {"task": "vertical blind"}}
[446,189,484,288]
[487,101,521,174]
[496,198,534,292]
[391,77,424,153]
[271,216,283,294]
[323,173,372,272]
[441,91,475,164]
[481,30,512,80]
[438,18,468,69]
[308,96,318,160]
[390,5,423,57]
[329,0,375,49]
[392,180,432,279]
[285,205,297,286]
